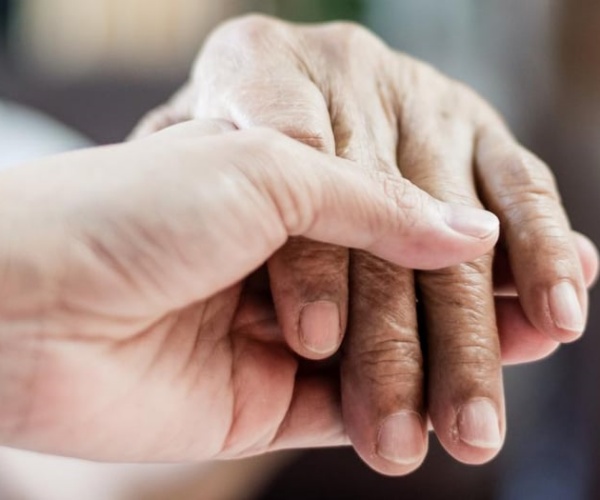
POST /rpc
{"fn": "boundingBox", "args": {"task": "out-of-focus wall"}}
[15,0,256,79]
[13,0,362,80]
[365,0,558,136]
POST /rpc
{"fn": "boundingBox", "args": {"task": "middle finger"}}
[398,95,505,464]
[335,71,430,476]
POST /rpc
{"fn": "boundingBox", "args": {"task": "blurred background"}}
[0,0,599,499]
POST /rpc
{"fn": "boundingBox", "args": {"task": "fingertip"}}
[573,231,600,288]
[267,240,349,362]
[400,203,499,271]
[547,281,586,343]
[495,230,600,296]
[503,340,560,366]
[376,412,428,470]
[346,406,429,476]
[443,442,504,466]
[299,300,343,359]
[431,398,504,466]
[429,409,504,467]
[496,298,561,365]
[456,399,503,452]
[443,203,500,242]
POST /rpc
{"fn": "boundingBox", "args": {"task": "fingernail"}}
[549,281,585,333]
[457,399,502,449]
[300,301,341,355]
[377,412,425,465]
[444,204,499,239]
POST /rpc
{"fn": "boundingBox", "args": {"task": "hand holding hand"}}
[0,121,497,461]
[133,15,599,474]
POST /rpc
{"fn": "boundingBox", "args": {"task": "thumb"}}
[227,127,499,271]
[137,121,499,304]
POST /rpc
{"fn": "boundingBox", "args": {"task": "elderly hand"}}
[133,15,599,475]
[0,121,498,461]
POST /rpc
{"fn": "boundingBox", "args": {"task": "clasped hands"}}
[0,15,597,477]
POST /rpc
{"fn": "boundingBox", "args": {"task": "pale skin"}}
[0,121,505,465]
[132,15,599,475]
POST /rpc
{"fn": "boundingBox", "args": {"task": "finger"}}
[420,259,505,465]
[268,237,348,359]
[476,124,587,342]
[494,232,597,365]
[342,252,428,476]
[496,298,560,365]
[398,114,505,465]
[225,294,349,458]
[265,374,350,452]
[574,232,599,287]
[327,79,428,475]
[231,79,349,360]
[194,27,350,360]
[495,231,599,296]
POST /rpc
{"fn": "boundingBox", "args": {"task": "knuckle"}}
[496,149,560,205]
[505,207,567,248]
[512,212,565,239]
[323,20,370,40]
[430,81,474,126]
[279,238,347,284]
[491,151,571,245]
[418,254,492,292]
[219,14,282,47]
[319,21,389,61]
[398,57,448,103]
[355,336,423,388]
[223,78,333,152]
[350,254,414,312]
[419,256,494,309]
[445,337,501,374]
[447,79,489,118]
[508,215,573,268]
[398,61,482,134]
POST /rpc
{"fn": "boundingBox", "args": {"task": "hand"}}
[133,15,599,474]
[0,120,498,460]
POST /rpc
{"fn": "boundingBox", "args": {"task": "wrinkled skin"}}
[133,15,600,474]
[0,121,502,463]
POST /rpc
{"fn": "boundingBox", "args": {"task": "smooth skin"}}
[0,120,503,462]
[133,15,599,475]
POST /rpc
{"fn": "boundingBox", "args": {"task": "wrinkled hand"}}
[0,121,498,461]
[133,15,599,474]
